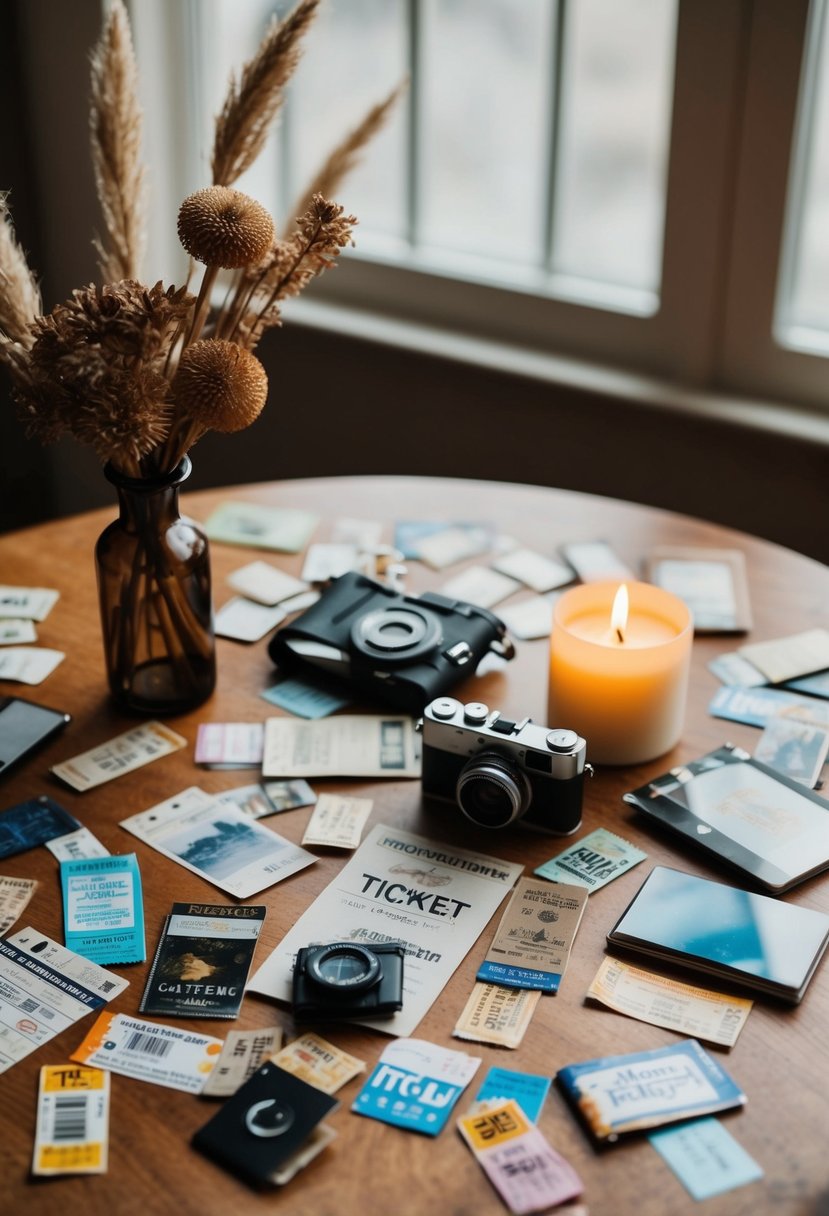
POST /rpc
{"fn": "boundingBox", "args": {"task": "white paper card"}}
[215,597,286,642]
[492,549,573,593]
[249,823,523,1037]
[45,827,110,862]
[498,595,559,641]
[416,527,491,570]
[227,561,308,606]
[0,619,37,645]
[263,715,421,779]
[0,586,59,621]
[51,721,186,792]
[0,647,65,684]
[301,544,359,583]
[440,567,521,610]
[301,793,373,849]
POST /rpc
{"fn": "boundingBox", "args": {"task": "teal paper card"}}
[649,1117,763,1200]
[261,676,351,719]
[534,827,646,892]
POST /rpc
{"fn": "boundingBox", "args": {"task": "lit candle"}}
[548,580,693,766]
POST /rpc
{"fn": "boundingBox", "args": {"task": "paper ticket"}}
[587,956,753,1048]
[45,827,110,862]
[71,1012,223,1094]
[453,983,541,1049]
[534,827,646,893]
[477,877,588,992]
[301,793,373,849]
[0,585,59,621]
[195,722,264,767]
[262,715,421,779]
[739,628,829,685]
[0,876,38,935]
[51,721,186,792]
[32,1064,110,1176]
[201,1027,284,1098]
[458,1099,583,1214]
[0,647,65,684]
[271,1033,366,1095]
[226,560,307,606]
[0,619,37,645]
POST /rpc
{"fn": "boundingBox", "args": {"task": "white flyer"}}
[248,823,523,1037]
[0,928,128,1073]
[263,715,421,779]
[0,586,59,621]
[120,787,316,899]
[51,721,186,792]
[0,647,65,685]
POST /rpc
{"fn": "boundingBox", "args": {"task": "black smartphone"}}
[0,697,71,776]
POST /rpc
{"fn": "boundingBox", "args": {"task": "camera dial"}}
[456,750,533,829]
[351,604,443,666]
[306,943,382,992]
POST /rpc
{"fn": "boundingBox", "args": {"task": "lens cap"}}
[351,605,442,665]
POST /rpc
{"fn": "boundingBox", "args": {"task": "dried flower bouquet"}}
[0,0,400,710]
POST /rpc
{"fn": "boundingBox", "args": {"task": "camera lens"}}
[352,605,442,664]
[307,943,382,992]
[456,752,532,829]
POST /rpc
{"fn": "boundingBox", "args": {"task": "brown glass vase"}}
[95,457,216,714]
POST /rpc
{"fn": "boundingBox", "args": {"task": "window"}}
[133,0,828,414]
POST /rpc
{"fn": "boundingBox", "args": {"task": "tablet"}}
[623,743,829,893]
[607,865,829,1003]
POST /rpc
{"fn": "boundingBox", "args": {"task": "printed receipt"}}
[587,956,753,1048]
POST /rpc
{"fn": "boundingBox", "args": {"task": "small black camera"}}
[291,941,405,1021]
[268,572,515,713]
[418,697,588,834]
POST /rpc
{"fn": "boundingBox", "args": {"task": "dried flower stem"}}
[0,194,41,347]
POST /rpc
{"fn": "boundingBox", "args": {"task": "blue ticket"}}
[353,1039,480,1136]
[649,1117,763,1200]
[534,828,646,892]
[708,685,814,727]
[60,853,146,965]
[0,795,80,860]
[476,1066,551,1123]
[261,676,351,719]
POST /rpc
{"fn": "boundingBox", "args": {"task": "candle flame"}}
[611,583,629,644]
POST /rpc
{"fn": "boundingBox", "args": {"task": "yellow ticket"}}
[453,982,540,1049]
[587,956,753,1047]
[32,1064,110,1176]
[270,1032,366,1094]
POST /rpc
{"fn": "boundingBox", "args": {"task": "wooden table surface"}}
[1,474,828,1216]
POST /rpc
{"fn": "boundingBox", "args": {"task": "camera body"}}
[292,941,405,1021]
[268,571,514,713]
[419,697,587,834]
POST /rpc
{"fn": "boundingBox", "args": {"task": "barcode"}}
[99,980,116,994]
[39,1007,55,1021]
[19,997,38,1013]
[124,1031,172,1058]
[51,1094,89,1142]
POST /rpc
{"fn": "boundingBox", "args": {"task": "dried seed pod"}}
[177,186,274,268]
[173,338,268,432]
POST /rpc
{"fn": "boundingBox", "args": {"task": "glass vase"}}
[95,456,216,714]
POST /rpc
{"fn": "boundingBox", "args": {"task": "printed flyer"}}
[249,823,523,1036]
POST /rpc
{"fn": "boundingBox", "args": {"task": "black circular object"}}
[244,1098,295,1139]
[351,605,442,663]
[307,943,383,992]
[456,751,532,829]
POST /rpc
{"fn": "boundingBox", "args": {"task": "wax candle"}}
[548,581,693,766]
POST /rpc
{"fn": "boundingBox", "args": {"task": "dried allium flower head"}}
[177,186,274,268]
[173,338,268,433]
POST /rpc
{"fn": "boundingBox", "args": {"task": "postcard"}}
[475,1066,551,1123]
[0,875,38,935]
[201,1026,283,1098]
[120,787,316,899]
[534,827,646,893]
[353,1038,480,1135]
[0,795,80,861]
[51,721,186,792]
[32,1064,110,1176]
[459,1099,583,1212]
[60,854,146,966]
[587,956,752,1048]
[72,1011,223,1094]
[204,501,318,553]
[262,715,421,779]
[556,1039,746,1143]
[0,928,128,1073]
[249,823,523,1037]
[453,984,540,1049]
[754,714,829,786]
[476,877,588,993]
[140,902,266,1018]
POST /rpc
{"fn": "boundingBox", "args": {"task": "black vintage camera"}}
[418,697,588,834]
[292,941,406,1021]
[268,572,515,713]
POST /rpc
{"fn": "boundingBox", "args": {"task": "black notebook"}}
[607,865,829,1004]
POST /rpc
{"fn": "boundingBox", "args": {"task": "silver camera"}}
[418,697,588,833]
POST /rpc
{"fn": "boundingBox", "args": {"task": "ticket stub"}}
[71,1012,223,1094]
[453,983,541,1049]
[301,793,373,850]
[201,1027,284,1098]
[587,956,753,1048]
[32,1064,110,1176]
[458,1099,583,1214]
[263,715,421,779]
[353,1038,480,1135]
[60,854,145,966]
[477,877,588,992]
[0,619,37,645]
[271,1033,366,1095]
[195,722,264,767]
[534,828,646,893]
[45,827,110,862]
[0,876,38,935]
[51,721,186,792]
[0,647,65,684]
[0,585,59,621]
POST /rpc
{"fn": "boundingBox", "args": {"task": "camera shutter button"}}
[546,729,579,753]
[431,697,462,720]
[463,702,489,725]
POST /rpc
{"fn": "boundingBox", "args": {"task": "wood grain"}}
[1,475,828,1216]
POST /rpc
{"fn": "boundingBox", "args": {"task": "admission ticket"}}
[534,827,646,893]
[587,956,753,1048]
[301,793,373,849]
[0,875,37,935]
[453,983,540,1050]
[52,721,186,791]
[477,877,588,992]
[262,715,421,779]
[32,1064,110,1176]
[249,823,523,1037]
[201,1027,283,1098]
[271,1032,366,1095]
[72,1012,222,1094]
[0,928,128,1073]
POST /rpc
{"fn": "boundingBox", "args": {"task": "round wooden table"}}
[1,475,827,1216]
